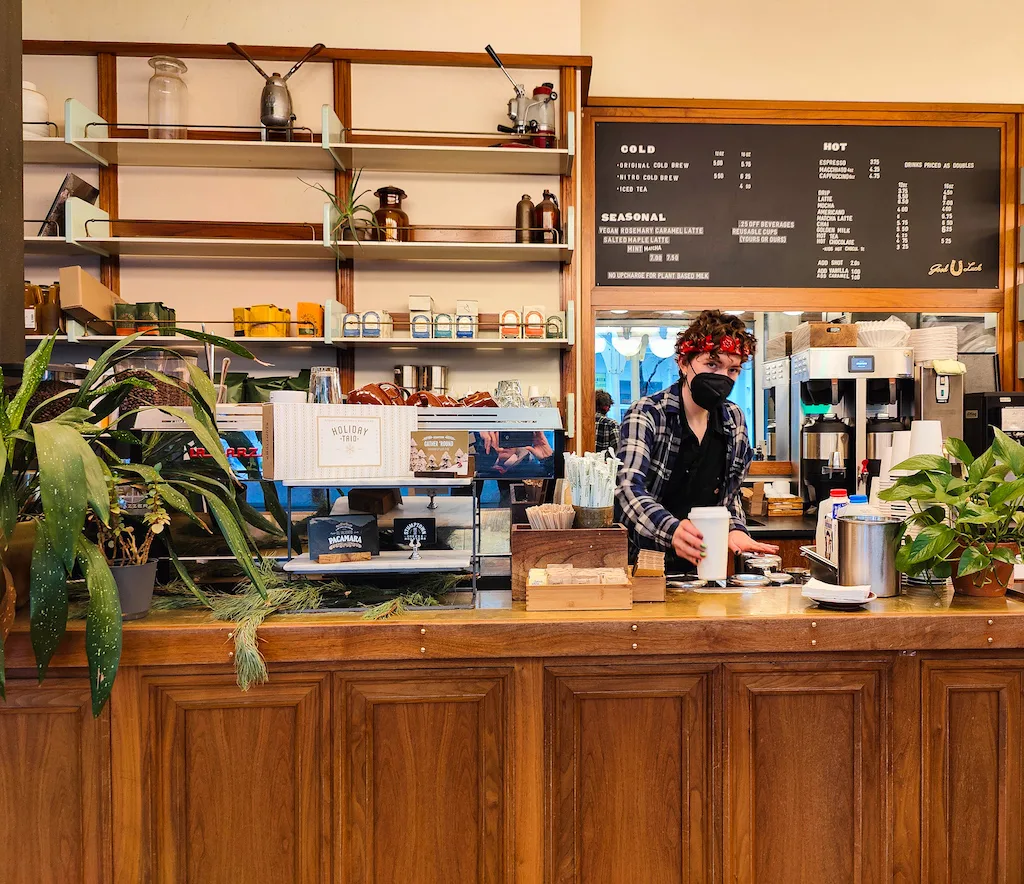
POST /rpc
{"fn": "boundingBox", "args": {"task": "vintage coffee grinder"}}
[227,42,324,141]
[485,45,557,148]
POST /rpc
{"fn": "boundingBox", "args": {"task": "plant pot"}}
[951,542,1018,597]
[110,561,158,620]
[573,505,614,529]
[6,522,38,611]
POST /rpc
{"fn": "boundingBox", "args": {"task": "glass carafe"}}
[148,56,188,140]
[308,366,343,404]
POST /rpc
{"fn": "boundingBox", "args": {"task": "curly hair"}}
[675,310,757,363]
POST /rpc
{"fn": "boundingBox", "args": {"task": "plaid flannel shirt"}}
[615,380,752,551]
[595,413,620,454]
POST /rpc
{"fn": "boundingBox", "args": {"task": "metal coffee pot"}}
[227,42,324,140]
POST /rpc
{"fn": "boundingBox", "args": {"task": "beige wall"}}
[583,0,1024,102]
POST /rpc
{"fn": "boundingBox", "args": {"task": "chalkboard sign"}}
[595,121,1002,288]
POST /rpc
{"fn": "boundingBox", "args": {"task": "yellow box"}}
[296,302,324,337]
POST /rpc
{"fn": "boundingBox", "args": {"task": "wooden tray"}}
[629,566,666,602]
[526,584,633,611]
[511,524,628,601]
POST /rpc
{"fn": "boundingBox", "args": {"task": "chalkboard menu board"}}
[595,121,1002,288]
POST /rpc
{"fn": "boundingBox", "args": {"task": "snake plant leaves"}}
[0,476,15,545]
[33,421,89,571]
[169,328,263,364]
[7,334,55,431]
[29,525,69,680]
[77,536,122,716]
[73,331,149,406]
[184,361,218,419]
[150,406,234,479]
[168,545,211,607]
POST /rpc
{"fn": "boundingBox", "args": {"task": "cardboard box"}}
[455,299,478,316]
[408,295,434,312]
[410,312,433,339]
[58,266,123,334]
[296,302,324,337]
[511,524,628,601]
[308,515,379,561]
[455,314,476,338]
[522,305,546,339]
[261,403,417,481]
[791,322,857,352]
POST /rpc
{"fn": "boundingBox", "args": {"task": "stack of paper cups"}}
[689,506,731,581]
[909,420,944,458]
[889,431,912,475]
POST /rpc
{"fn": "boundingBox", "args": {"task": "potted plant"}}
[879,429,1024,596]
[302,169,381,242]
[0,330,269,714]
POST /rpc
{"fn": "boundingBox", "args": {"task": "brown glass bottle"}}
[23,280,42,334]
[37,282,62,335]
[515,194,534,243]
[533,190,560,244]
[373,186,409,242]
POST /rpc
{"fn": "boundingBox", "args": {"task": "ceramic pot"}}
[462,391,498,408]
[951,542,1018,597]
[347,384,393,405]
[405,390,444,407]
[110,561,158,620]
[22,81,49,138]
[573,505,614,529]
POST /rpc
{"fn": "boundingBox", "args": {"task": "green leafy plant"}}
[879,429,1024,583]
[301,169,381,243]
[0,330,269,714]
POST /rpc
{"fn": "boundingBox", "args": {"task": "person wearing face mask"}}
[615,310,778,572]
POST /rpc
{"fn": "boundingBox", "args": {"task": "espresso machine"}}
[790,347,914,511]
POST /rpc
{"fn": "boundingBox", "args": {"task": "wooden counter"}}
[3,586,1024,883]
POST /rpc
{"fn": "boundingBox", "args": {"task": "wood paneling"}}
[923,662,1024,884]
[725,662,887,884]
[0,679,111,884]
[146,673,330,883]
[548,665,713,884]
[97,52,120,294]
[338,669,510,884]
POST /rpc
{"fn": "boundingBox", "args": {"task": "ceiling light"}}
[609,309,628,315]
[611,333,644,357]
[647,336,677,358]
[725,310,745,316]
[783,311,803,316]
[594,335,607,354]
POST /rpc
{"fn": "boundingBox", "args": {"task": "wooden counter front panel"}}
[923,662,1024,884]
[143,673,331,884]
[724,663,887,884]
[337,669,510,884]
[548,665,713,884]
[0,679,111,884]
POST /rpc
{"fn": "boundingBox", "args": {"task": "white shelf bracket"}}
[65,197,110,256]
[321,104,346,170]
[64,99,109,165]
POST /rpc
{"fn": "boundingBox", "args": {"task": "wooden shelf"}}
[339,336,571,349]
[23,235,93,256]
[282,549,472,574]
[283,476,473,488]
[331,239,572,264]
[76,137,338,171]
[328,140,572,176]
[330,497,473,529]
[23,135,96,165]
[34,335,335,348]
[74,236,332,260]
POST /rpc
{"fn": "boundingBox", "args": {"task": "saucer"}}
[806,591,877,611]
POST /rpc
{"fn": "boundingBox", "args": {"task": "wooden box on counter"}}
[525,583,633,611]
[629,566,667,602]
[511,524,628,601]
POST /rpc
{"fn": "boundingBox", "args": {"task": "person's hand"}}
[672,519,705,566]
[729,530,779,556]
[478,431,500,454]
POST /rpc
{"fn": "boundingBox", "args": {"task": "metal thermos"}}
[837,514,902,597]
[516,194,534,243]
[394,365,420,395]
[419,365,448,394]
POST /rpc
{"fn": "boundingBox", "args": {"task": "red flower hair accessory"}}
[680,333,749,358]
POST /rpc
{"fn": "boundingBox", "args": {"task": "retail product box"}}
[410,312,433,339]
[410,431,470,476]
[342,312,362,337]
[765,332,792,360]
[296,302,324,337]
[455,314,477,338]
[522,305,546,339]
[433,313,454,338]
[510,523,628,601]
[455,299,479,316]
[499,309,521,338]
[58,265,123,334]
[261,403,417,481]
[361,310,391,338]
[408,295,434,312]
[308,515,380,561]
[546,311,566,339]
[791,322,857,352]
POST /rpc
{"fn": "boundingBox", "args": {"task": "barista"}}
[615,310,778,570]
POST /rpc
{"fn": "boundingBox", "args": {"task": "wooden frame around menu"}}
[580,99,1020,453]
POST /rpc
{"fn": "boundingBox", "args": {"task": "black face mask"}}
[686,371,734,412]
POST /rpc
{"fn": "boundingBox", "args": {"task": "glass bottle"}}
[148,56,189,140]
[23,280,42,334]
[37,282,62,335]
[373,187,409,242]
[533,190,561,244]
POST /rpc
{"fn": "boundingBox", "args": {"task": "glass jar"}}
[308,366,343,404]
[148,56,188,140]
[373,186,409,242]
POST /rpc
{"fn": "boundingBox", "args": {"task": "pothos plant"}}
[878,429,1024,582]
[0,330,270,714]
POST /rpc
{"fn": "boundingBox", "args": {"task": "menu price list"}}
[595,121,1001,288]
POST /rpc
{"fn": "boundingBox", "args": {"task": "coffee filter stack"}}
[910,325,959,366]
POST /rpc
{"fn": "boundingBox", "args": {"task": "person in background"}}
[595,389,619,454]
[615,309,778,571]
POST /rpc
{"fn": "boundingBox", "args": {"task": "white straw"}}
[563,451,621,509]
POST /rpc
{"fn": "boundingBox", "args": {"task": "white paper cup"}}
[269,390,308,404]
[909,420,944,458]
[889,431,912,473]
[689,506,731,581]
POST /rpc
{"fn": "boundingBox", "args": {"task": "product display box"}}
[410,431,470,477]
[59,265,123,334]
[510,523,628,600]
[308,515,380,561]
[262,403,417,481]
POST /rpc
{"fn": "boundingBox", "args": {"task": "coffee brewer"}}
[790,348,914,511]
[485,45,557,147]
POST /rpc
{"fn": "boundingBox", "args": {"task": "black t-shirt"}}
[659,406,729,571]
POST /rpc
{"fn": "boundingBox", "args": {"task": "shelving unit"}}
[329,236,573,264]
[283,549,472,575]
[23,235,93,256]
[23,132,96,165]
[340,336,573,350]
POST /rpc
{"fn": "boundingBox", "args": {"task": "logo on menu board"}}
[928,260,983,277]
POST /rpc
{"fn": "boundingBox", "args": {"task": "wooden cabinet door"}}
[724,663,887,884]
[548,665,713,884]
[923,662,1024,884]
[338,669,510,884]
[143,672,330,884]
[0,679,111,884]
